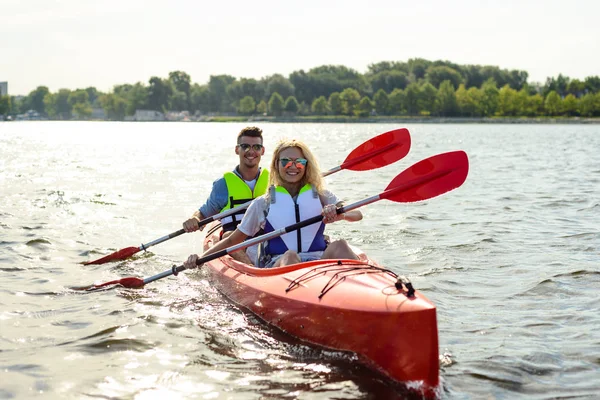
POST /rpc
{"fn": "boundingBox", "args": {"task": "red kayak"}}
[202,222,440,397]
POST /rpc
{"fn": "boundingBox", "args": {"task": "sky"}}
[2,0,599,96]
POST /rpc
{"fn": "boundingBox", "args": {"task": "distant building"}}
[16,110,42,120]
[0,82,7,96]
[132,109,165,121]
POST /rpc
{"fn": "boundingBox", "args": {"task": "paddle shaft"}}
[146,135,406,249]
[143,171,446,285]
[139,202,251,250]
[83,128,410,265]
[76,150,468,290]
[120,130,407,251]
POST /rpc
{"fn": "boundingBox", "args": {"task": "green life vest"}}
[220,168,269,231]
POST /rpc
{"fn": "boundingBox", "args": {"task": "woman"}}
[184,138,362,269]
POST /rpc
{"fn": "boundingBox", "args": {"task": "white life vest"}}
[263,184,327,256]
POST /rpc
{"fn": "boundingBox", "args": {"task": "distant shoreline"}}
[4,116,599,124]
[196,116,600,124]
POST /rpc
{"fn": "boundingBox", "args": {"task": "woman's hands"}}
[322,204,345,224]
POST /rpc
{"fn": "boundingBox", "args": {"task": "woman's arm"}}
[183,228,248,268]
[204,228,248,257]
[340,209,362,222]
[322,202,363,224]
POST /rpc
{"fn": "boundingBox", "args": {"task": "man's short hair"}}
[237,126,263,143]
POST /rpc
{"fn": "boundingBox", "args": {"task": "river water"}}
[1,121,598,399]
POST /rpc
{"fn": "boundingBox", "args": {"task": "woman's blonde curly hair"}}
[269,138,325,194]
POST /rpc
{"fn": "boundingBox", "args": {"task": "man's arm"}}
[183,210,206,232]
[183,178,228,232]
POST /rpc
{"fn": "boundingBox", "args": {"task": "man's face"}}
[235,136,264,169]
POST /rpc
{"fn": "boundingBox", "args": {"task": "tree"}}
[207,75,236,112]
[463,65,484,89]
[544,91,562,116]
[497,85,520,116]
[99,93,127,120]
[284,96,300,114]
[44,89,72,120]
[28,86,50,114]
[340,88,361,116]
[169,71,191,110]
[567,79,585,97]
[289,65,369,104]
[388,88,405,115]
[373,89,389,115]
[355,96,374,117]
[238,96,256,115]
[256,100,268,115]
[480,79,499,117]
[227,78,265,106]
[425,66,463,89]
[84,87,100,106]
[419,82,438,114]
[367,61,410,75]
[480,65,521,89]
[584,76,600,94]
[404,83,420,115]
[456,84,477,117]
[0,95,10,115]
[524,93,544,117]
[543,74,569,97]
[268,92,284,116]
[562,94,578,116]
[368,70,409,93]
[508,69,529,91]
[147,76,174,112]
[265,74,295,101]
[434,80,457,116]
[190,84,210,114]
[579,93,600,117]
[311,96,329,115]
[298,101,311,116]
[407,58,431,80]
[328,92,342,115]
[171,91,188,111]
[68,89,92,119]
[122,82,149,115]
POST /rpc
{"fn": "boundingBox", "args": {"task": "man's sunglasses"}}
[237,143,264,152]
[279,157,308,169]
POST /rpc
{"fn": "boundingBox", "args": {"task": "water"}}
[1,121,599,399]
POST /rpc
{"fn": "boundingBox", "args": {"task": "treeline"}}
[2,59,600,119]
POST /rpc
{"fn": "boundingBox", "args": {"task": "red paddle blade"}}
[382,151,469,203]
[341,128,411,171]
[82,246,140,265]
[70,276,145,291]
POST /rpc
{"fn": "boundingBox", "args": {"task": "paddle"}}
[72,150,468,291]
[82,128,411,265]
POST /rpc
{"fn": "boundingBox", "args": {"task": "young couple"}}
[182,126,362,270]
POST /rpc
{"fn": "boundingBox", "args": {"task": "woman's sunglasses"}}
[237,143,264,152]
[279,157,308,169]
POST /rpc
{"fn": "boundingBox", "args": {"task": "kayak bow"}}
[202,222,440,396]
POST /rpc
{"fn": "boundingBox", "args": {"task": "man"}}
[183,126,269,264]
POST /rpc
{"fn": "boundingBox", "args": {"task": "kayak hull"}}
[202,223,440,396]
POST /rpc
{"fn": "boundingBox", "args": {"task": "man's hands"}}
[184,254,201,269]
[183,211,204,232]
